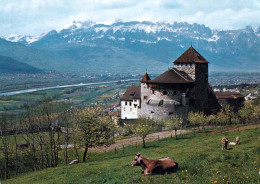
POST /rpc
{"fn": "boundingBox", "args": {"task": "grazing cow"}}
[229,136,240,145]
[236,136,240,145]
[221,137,229,150]
[131,153,178,175]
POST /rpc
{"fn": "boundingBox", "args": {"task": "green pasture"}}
[4,128,260,184]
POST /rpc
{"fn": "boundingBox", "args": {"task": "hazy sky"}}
[1,0,260,36]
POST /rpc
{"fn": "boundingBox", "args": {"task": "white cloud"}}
[0,0,260,36]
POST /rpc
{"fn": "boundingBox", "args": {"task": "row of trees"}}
[188,102,260,131]
[0,97,115,180]
[129,101,260,149]
[126,115,183,148]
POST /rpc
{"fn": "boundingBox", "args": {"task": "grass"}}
[3,127,260,184]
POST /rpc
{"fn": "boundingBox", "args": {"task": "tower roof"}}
[140,72,151,83]
[173,46,209,64]
[148,68,194,84]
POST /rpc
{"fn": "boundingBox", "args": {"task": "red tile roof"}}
[140,72,151,83]
[121,85,141,101]
[148,68,194,84]
[173,46,209,64]
[215,92,244,99]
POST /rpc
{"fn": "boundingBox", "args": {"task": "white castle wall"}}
[121,99,140,119]
[140,83,187,120]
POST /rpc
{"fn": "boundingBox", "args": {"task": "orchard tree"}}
[215,105,235,125]
[252,105,260,122]
[128,117,157,148]
[165,115,183,139]
[238,102,255,124]
[73,107,115,162]
[188,111,206,131]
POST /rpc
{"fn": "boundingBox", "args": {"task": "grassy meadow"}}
[3,127,260,184]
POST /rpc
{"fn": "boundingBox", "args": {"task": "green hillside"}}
[3,128,260,184]
[0,55,43,74]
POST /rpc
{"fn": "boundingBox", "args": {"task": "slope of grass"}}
[4,128,260,184]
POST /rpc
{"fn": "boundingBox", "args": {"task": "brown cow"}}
[131,153,178,175]
[221,137,229,150]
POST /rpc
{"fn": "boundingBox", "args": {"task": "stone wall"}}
[174,63,195,80]
[140,84,189,120]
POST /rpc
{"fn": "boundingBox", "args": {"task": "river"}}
[0,79,138,96]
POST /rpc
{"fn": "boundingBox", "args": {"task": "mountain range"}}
[1,21,260,74]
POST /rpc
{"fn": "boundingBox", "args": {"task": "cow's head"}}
[131,153,142,166]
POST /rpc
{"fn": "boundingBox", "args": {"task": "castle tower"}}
[173,46,209,111]
[140,72,151,117]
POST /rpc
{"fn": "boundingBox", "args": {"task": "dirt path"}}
[88,124,260,153]
[89,129,190,153]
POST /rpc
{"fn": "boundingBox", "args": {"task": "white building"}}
[120,86,141,119]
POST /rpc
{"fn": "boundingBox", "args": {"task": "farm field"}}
[3,127,260,184]
[0,81,136,113]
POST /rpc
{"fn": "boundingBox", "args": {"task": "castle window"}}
[173,91,177,95]
[130,102,132,106]
[169,112,173,115]
[163,91,168,95]
[151,111,154,114]
[144,96,147,100]
[158,100,164,106]
[125,101,127,105]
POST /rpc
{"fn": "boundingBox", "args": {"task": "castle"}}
[120,46,241,120]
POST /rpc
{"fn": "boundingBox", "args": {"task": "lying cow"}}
[221,137,229,150]
[131,153,178,175]
[229,136,240,145]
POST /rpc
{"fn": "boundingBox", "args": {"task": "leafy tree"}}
[217,105,236,125]
[188,111,206,131]
[165,115,183,139]
[128,117,157,148]
[252,105,260,122]
[73,107,115,162]
[238,102,255,124]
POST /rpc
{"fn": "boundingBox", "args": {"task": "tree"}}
[238,102,255,124]
[128,117,157,148]
[0,114,12,179]
[252,105,260,122]
[216,105,236,125]
[188,111,206,131]
[165,115,183,139]
[73,107,115,162]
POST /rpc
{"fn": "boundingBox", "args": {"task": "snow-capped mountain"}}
[4,34,39,45]
[2,21,260,73]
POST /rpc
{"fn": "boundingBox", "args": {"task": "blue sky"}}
[1,0,260,36]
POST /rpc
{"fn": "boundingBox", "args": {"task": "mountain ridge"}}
[1,21,260,73]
